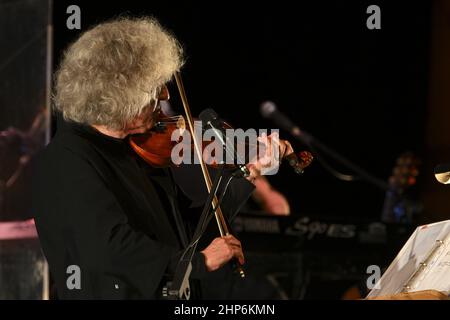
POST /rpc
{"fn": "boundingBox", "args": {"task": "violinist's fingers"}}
[222,235,245,265]
[237,251,245,265]
[256,132,303,172]
[223,235,242,248]
[259,133,289,168]
[257,135,272,165]
[283,140,295,157]
[230,246,245,265]
[266,132,294,159]
[257,134,268,145]
[267,131,279,139]
[271,133,289,160]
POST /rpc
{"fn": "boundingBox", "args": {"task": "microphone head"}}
[199,108,219,123]
[199,108,224,129]
[260,101,277,118]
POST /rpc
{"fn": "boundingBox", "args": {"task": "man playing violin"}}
[32,17,295,299]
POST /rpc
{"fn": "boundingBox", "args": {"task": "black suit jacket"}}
[32,119,254,299]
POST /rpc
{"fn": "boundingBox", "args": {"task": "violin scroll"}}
[284,151,314,175]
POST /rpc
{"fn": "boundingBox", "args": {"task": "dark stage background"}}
[53,1,432,221]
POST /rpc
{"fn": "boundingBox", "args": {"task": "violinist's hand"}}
[201,235,245,272]
[246,132,294,181]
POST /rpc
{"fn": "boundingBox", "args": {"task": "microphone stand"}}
[163,164,227,300]
[292,128,388,191]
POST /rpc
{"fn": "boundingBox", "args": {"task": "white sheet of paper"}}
[367,219,450,298]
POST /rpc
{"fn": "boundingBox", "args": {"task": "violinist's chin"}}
[125,122,154,136]
[123,114,157,136]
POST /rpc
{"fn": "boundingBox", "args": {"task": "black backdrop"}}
[53,0,432,220]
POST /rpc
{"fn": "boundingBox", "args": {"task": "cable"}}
[180,173,235,261]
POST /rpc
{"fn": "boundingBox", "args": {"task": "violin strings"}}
[164,116,183,119]
[156,121,183,124]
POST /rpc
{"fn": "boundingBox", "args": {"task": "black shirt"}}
[32,119,254,299]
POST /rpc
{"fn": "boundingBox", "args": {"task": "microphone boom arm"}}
[294,129,388,191]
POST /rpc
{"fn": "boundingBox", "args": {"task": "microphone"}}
[260,101,394,190]
[260,101,303,138]
[434,163,450,184]
[199,108,250,178]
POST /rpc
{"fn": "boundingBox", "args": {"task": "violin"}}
[129,111,187,168]
[129,110,242,169]
[129,105,313,173]
[129,72,313,279]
